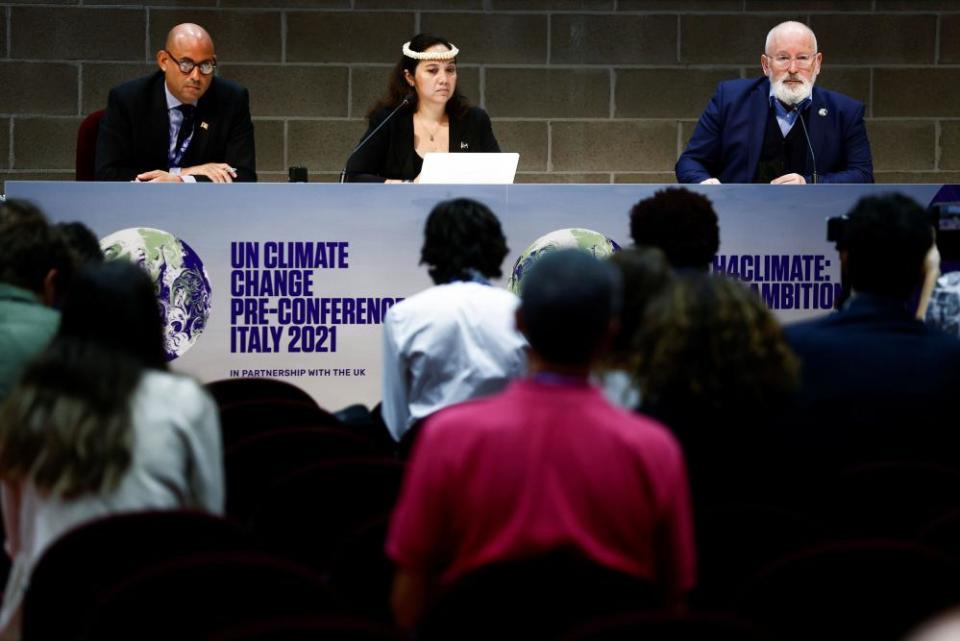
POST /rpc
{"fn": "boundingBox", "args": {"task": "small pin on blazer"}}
[818,108,828,117]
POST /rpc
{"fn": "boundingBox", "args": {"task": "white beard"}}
[771,73,815,105]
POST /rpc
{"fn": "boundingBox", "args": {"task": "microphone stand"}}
[794,103,818,184]
[339,96,411,183]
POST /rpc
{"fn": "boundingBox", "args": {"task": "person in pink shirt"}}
[386,249,696,628]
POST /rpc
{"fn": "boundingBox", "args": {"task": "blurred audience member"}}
[598,247,673,408]
[0,261,224,636]
[55,222,104,266]
[387,250,695,628]
[629,188,720,272]
[785,193,960,470]
[381,198,526,443]
[926,271,960,336]
[634,272,799,505]
[0,201,76,402]
[904,607,960,641]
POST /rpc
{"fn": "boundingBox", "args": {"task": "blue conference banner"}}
[4,182,943,410]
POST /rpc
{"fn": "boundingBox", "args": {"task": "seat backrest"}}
[327,512,394,622]
[75,110,105,181]
[418,550,661,641]
[250,457,405,573]
[218,399,342,450]
[207,378,319,408]
[208,615,406,641]
[694,502,828,609]
[559,612,771,641]
[735,540,960,641]
[225,427,386,522]
[23,510,254,641]
[83,552,335,641]
[826,461,960,540]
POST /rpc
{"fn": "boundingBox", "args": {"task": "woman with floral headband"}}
[343,33,500,183]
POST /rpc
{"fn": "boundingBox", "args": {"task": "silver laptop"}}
[419,152,520,184]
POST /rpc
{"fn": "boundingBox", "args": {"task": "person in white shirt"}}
[381,198,527,444]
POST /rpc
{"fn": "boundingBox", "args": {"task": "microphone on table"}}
[793,102,818,184]
[339,93,414,183]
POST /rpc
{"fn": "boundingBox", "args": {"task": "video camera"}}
[827,201,960,261]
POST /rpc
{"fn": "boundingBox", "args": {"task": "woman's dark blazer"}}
[344,105,500,183]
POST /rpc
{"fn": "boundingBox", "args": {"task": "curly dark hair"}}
[606,247,673,364]
[629,188,720,271]
[633,273,798,421]
[419,198,508,285]
[367,33,469,121]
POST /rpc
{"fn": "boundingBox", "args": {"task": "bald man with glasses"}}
[95,23,257,183]
[676,21,873,185]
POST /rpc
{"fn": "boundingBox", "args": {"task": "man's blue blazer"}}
[675,77,873,184]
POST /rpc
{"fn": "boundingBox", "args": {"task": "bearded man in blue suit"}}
[676,21,873,185]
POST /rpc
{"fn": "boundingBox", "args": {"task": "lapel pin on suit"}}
[200,121,209,130]
[460,142,469,150]
[818,108,828,117]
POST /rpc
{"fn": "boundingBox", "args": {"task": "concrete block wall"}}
[2,0,959,188]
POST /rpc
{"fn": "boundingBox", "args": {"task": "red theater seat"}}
[75,110,105,181]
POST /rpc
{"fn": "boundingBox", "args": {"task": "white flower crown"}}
[402,41,459,61]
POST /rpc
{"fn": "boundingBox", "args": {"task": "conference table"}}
[4,181,947,410]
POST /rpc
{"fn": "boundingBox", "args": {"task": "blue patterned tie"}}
[172,104,196,165]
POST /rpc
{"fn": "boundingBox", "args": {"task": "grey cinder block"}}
[486,68,609,118]
[809,15,936,65]
[491,120,548,171]
[82,63,156,114]
[286,12,415,63]
[874,69,960,117]
[11,7,143,61]
[149,10,282,63]
[222,65,349,117]
[939,122,960,171]
[0,62,78,115]
[616,69,731,119]
[253,119,284,172]
[421,13,548,65]
[866,120,936,171]
[551,120,677,171]
[287,119,367,171]
[13,117,82,170]
[552,14,677,65]
[681,14,804,65]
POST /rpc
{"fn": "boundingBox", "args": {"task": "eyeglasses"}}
[163,50,217,76]
[766,53,818,70]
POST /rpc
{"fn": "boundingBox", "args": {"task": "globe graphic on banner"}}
[508,228,621,295]
[100,228,212,361]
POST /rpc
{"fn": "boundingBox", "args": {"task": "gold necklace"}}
[417,115,443,142]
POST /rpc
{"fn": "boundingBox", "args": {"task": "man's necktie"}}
[173,104,196,165]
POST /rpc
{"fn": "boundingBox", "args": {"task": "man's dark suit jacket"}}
[676,77,873,184]
[95,71,257,182]
[783,294,960,470]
